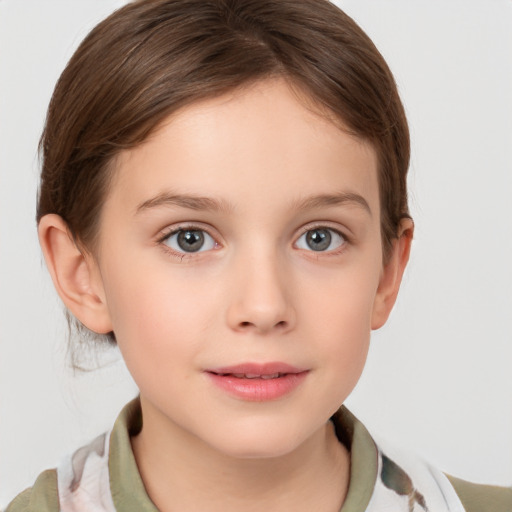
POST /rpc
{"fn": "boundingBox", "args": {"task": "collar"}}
[108,397,378,512]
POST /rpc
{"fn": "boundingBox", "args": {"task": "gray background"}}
[1,0,511,505]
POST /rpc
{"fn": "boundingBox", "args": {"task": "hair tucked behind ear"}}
[38,0,410,365]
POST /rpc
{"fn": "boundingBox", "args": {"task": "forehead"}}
[110,79,379,216]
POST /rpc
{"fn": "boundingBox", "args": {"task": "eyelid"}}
[156,223,222,259]
[294,223,350,253]
[155,221,351,259]
[296,222,351,241]
[156,222,219,243]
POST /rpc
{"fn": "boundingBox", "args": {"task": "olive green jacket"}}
[6,398,512,512]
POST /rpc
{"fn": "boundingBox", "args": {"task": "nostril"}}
[238,320,287,331]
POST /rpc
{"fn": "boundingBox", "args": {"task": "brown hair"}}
[38,0,410,349]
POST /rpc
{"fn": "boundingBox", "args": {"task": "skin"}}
[39,78,412,511]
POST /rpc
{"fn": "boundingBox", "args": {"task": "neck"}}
[131,399,350,512]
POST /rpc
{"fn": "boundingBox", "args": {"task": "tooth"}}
[227,372,283,379]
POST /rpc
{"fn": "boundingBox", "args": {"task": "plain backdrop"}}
[1,0,511,506]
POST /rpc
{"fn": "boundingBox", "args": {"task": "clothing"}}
[6,398,512,512]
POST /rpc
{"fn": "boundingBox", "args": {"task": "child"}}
[4,0,511,510]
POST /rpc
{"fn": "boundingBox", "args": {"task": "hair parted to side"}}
[38,0,411,356]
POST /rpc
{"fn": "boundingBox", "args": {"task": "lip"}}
[205,362,309,402]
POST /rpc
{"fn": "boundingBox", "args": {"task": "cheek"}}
[100,257,220,365]
[298,258,380,374]
[299,256,381,332]
[313,296,372,378]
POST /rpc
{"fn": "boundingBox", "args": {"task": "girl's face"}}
[90,79,403,458]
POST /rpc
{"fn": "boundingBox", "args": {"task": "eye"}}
[163,228,217,253]
[295,228,346,252]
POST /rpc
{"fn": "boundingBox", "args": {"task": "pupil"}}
[177,230,204,252]
[306,229,331,251]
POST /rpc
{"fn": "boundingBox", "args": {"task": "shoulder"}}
[4,397,143,512]
[5,469,59,512]
[5,431,114,512]
[447,474,512,512]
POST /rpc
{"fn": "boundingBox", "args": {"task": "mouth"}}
[205,363,309,401]
[211,372,286,380]
[207,362,306,376]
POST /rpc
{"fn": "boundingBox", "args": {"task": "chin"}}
[204,422,315,460]
[214,440,301,460]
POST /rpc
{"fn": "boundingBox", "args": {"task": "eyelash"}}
[157,223,350,260]
[296,224,349,256]
[157,224,219,261]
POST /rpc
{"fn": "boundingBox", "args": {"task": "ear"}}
[371,218,414,330]
[38,214,113,334]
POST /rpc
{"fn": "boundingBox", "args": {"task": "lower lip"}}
[206,372,308,401]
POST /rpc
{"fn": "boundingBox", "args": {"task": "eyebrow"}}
[135,191,371,216]
[136,192,233,215]
[291,192,372,216]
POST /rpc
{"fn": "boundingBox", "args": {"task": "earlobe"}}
[371,219,414,330]
[38,214,113,334]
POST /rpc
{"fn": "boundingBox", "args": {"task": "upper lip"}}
[207,362,307,376]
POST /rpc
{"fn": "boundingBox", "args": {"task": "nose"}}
[226,251,296,335]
